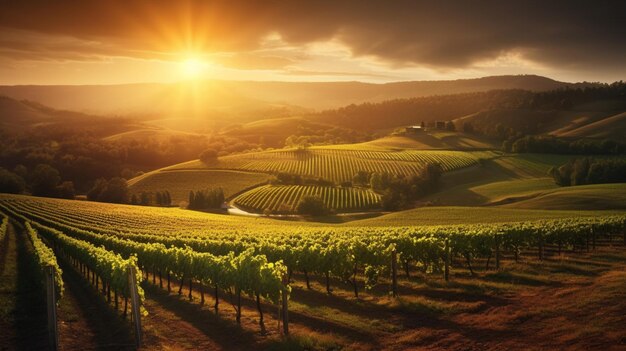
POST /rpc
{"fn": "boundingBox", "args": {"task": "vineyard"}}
[167,148,495,183]
[1,194,625,349]
[128,169,271,204]
[233,185,381,213]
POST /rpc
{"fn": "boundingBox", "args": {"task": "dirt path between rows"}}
[0,222,49,350]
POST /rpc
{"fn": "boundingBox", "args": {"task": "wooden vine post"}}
[391,249,398,297]
[444,238,450,282]
[45,265,59,351]
[281,274,289,335]
[128,266,142,348]
[495,234,501,270]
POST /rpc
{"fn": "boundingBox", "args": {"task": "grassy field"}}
[421,154,577,206]
[327,132,496,151]
[233,185,381,213]
[128,169,271,204]
[501,183,626,210]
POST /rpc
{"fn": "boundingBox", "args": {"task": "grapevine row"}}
[213,148,491,182]
[233,185,381,213]
[4,197,624,298]
[25,222,64,302]
[0,202,291,323]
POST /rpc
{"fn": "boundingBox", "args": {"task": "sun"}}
[180,58,209,79]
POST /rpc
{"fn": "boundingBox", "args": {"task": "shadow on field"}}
[13,222,49,350]
[57,253,135,350]
[142,283,260,351]
[0,228,9,275]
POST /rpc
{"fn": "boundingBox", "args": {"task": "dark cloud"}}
[0,0,625,72]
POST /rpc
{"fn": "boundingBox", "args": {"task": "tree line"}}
[504,135,625,155]
[549,158,626,186]
[0,164,75,199]
[188,188,225,210]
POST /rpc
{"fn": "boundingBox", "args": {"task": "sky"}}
[0,0,625,85]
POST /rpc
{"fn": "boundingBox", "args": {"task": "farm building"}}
[405,125,425,134]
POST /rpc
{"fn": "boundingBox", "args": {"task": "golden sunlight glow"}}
[180,58,210,79]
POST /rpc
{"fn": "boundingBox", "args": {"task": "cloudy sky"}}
[0,0,625,85]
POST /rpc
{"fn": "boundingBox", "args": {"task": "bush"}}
[296,196,329,216]
[551,157,626,186]
[0,168,25,194]
[188,188,224,210]
[56,181,75,199]
[199,149,218,164]
[31,164,61,197]
[87,177,129,203]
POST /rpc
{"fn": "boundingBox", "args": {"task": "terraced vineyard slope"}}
[128,169,271,204]
[233,185,381,213]
[169,148,495,183]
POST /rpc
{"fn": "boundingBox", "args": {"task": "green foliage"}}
[199,149,218,164]
[56,181,75,199]
[87,177,129,203]
[296,196,329,216]
[372,162,443,210]
[0,168,25,194]
[188,188,224,209]
[3,194,624,296]
[0,214,8,244]
[25,222,64,302]
[551,157,626,186]
[234,185,380,214]
[31,164,61,197]
[511,135,624,155]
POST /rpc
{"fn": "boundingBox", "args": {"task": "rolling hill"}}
[128,135,497,212]
[128,169,271,205]
[499,183,626,210]
[0,75,573,116]
[555,111,626,139]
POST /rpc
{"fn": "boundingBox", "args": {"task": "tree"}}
[445,121,456,131]
[462,121,474,133]
[381,188,407,211]
[296,196,329,216]
[353,170,370,186]
[140,192,150,205]
[0,168,25,194]
[188,191,195,208]
[100,177,129,203]
[199,149,218,164]
[121,168,136,180]
[369,173,382,191]
[88,177,129,203]
[87,178,108,201]
[31,164,61,197]
[56,181,75,199]
[13,165,28,180]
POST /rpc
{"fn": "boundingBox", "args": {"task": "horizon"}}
[0,74,620,88]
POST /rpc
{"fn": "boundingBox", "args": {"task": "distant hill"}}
[0,95,91,126]
[0,75,573,117]
[220,117,342,147]
[555,111,626,139]
[0,95,150,138]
